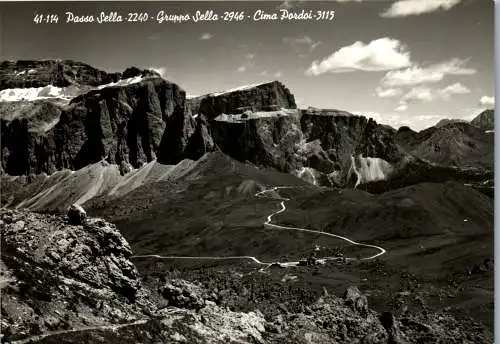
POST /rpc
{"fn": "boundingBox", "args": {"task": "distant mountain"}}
[435,118,467,127]
[395,122,493,169]
[471,109,494,131]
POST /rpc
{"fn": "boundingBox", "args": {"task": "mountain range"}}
[0,60,493,189]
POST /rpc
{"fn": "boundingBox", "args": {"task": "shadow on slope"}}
[0,158,201,212]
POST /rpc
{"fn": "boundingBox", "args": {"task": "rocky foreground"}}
[0,208,490,343]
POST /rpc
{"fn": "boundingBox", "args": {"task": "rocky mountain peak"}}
[0,59,121,91]
[434,118,467,127]
[187,80,297,119]
[121,66,162,79]
[471,109,494,131]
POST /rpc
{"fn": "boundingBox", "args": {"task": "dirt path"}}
[7,319,149,344]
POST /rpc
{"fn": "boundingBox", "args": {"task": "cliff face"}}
[187,81,297,119]
[1,77,185,175]
[300,109,405,182]
[204,109,406,187]
[55,78,185,170]
[211,112,304,173]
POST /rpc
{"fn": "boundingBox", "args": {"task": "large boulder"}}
[159,279,207,310]
[344,286,368,315]
[380,312,407,344]
[67,203,86,225]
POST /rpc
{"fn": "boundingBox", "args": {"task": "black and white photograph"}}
[0,0,495,343]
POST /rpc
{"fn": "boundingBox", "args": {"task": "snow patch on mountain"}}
[0,85,73,102]
[96,76,146,90]
[348,155,392,188]
[39,117,60,133]
[210,81,273,97]
[214,109,296,122]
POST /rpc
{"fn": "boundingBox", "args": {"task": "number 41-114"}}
[34,14,59,24]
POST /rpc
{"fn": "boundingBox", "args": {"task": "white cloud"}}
[149,67,166,77]
[275,71,283,78]
[353,111,385,123]
[399,83,468,104]
[413,114,469,130]
[479,95,495,107]
[381,0,462,18]
[236,53,256,73]
[283,36,322,51]
[381,58,476,86]
[309,42,322,51]
[305,37,411,76]
[278,0,305,9]
[395,104,408,112]
[438,82,471,99]
[382,67,443,86]
[396,83,470,111]
[200,33,213,40]
[375,87,402,98]
[402,86,435,103]
[295,97,305,108]
[260,70,268,76]
[355,107,479,132]
[284,36,311,45]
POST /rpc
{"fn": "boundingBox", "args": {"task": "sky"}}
[0,0,495,130]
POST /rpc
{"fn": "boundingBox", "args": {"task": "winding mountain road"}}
[132,186,387,268]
